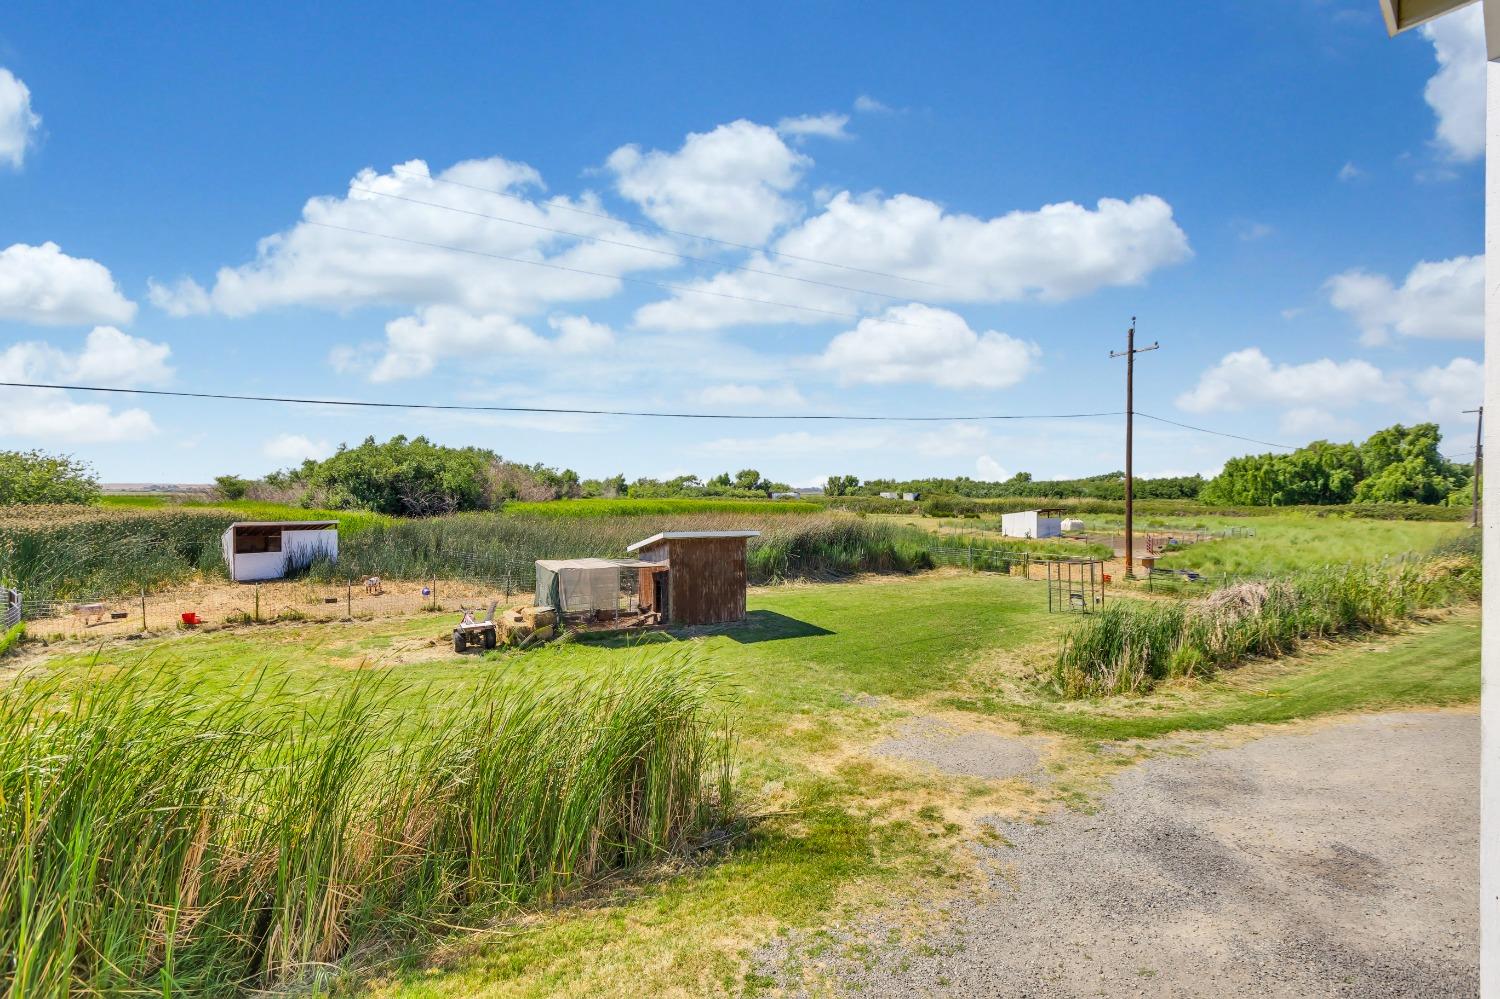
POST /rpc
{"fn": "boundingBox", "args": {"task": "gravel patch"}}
[871,717,1042,780]
[755,710,1478,998]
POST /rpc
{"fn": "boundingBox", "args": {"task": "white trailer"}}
[221,521,339,582]
[1000,510,1062,540]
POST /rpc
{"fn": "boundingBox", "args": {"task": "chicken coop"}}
[624,530,760,626]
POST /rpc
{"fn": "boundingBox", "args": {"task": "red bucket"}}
[181,612,200,626]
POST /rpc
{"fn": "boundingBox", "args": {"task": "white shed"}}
[221,521,339,582]
[999,510,1062,540]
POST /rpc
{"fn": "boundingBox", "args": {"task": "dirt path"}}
[760,710,1477,997]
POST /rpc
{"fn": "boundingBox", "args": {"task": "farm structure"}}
[221,521,338,582]
[1000,509,1063,540]
[534,557,664,618]
[626,530,760,626]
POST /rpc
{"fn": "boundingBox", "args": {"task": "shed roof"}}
[626,530,761,553]
[535,557,663,570]
[225,520,338,531]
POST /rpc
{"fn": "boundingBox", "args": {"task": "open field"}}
[6,566,1480,996]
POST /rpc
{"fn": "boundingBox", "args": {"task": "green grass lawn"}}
[98,494,396,534]
[16,570,1479,996]
[1122,512,1466,576]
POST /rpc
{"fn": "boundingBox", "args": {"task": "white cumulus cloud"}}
[605,120,810,244]
[976,455,1008,480]
[818,304,1040,390]
[1176,348,1402,419]
[0,327,169,442]
[0,242,137,326]
[636,191,1191,332]
[369,306,616,382]
[692,382,806,409]
[776,112,851,141]
[1414,355,1484,419]
[0,68,40,169]
[148,157,678,321]
[1421,4,1485,162]
[1325,255,1482,344]
[263,433,332,464]
[547,314,614,352]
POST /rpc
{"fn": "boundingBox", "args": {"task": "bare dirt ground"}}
[754,710,1477,997]
[21,577,523,641]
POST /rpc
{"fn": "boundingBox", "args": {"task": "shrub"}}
[0,450,99,506]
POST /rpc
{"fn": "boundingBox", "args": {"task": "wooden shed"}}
[625,530,760,626]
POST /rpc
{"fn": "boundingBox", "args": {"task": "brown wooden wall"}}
[640,537,747,626]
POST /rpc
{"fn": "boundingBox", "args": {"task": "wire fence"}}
[14,533,1260,641]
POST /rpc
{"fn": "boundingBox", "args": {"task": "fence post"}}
[346,578,352,620]
[254,584,260,623]
[140,587,147,632]
[968,543,973,572]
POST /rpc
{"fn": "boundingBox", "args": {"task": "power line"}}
[3,381,1339,451]
[389,166,955,292]
[349,186,918,305]
[1136,412,1295,450]
[0,381,1124,422]
[305,221,932,331]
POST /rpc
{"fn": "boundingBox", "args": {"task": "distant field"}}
[817,493,1469,522]
[502,497,820,517]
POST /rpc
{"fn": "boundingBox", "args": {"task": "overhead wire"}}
[0,381,1124,423]
[1,382,1343,452]
[1135,412,1295,451]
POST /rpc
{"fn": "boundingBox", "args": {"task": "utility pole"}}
[1110,318,1158,579]
[1466,406,1484,529]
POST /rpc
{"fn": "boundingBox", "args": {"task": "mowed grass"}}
[1146,513,1467,576]
[982,607,1480,740]
[33,573,1061,738]
[13,570,1479,996]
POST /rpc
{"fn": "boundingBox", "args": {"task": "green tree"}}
[213,474,251,500]
[732,468,765,492]
[825,474,860,496]
[0,450,99,505]
[289,435,494,515]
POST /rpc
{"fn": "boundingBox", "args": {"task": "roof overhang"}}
[225,520,338,532]
[1379,0,1475,34]
[626,530,761,552]
[1380,0,1500,59]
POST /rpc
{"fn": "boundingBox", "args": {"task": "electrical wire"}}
[349,185,919,304]
[1135,412,1295,451]
[3,382,1346,451]
[0,381,1124,422]
[305,221,932,330]
[389,165,955,291]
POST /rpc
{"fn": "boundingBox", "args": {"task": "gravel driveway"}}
[763,710,1478,998]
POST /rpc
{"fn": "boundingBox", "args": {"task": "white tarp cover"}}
[534,557,661,612]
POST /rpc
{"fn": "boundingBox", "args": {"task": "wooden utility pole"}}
[1466,406,1484,529]
[1110,318,1158,578]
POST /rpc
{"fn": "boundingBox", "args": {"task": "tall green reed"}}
[1052,547,1480,698]
[0,654,733,995]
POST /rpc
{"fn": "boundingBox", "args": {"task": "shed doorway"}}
[652,571,670,620]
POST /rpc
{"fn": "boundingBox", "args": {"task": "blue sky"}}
[0,1,1485,486]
